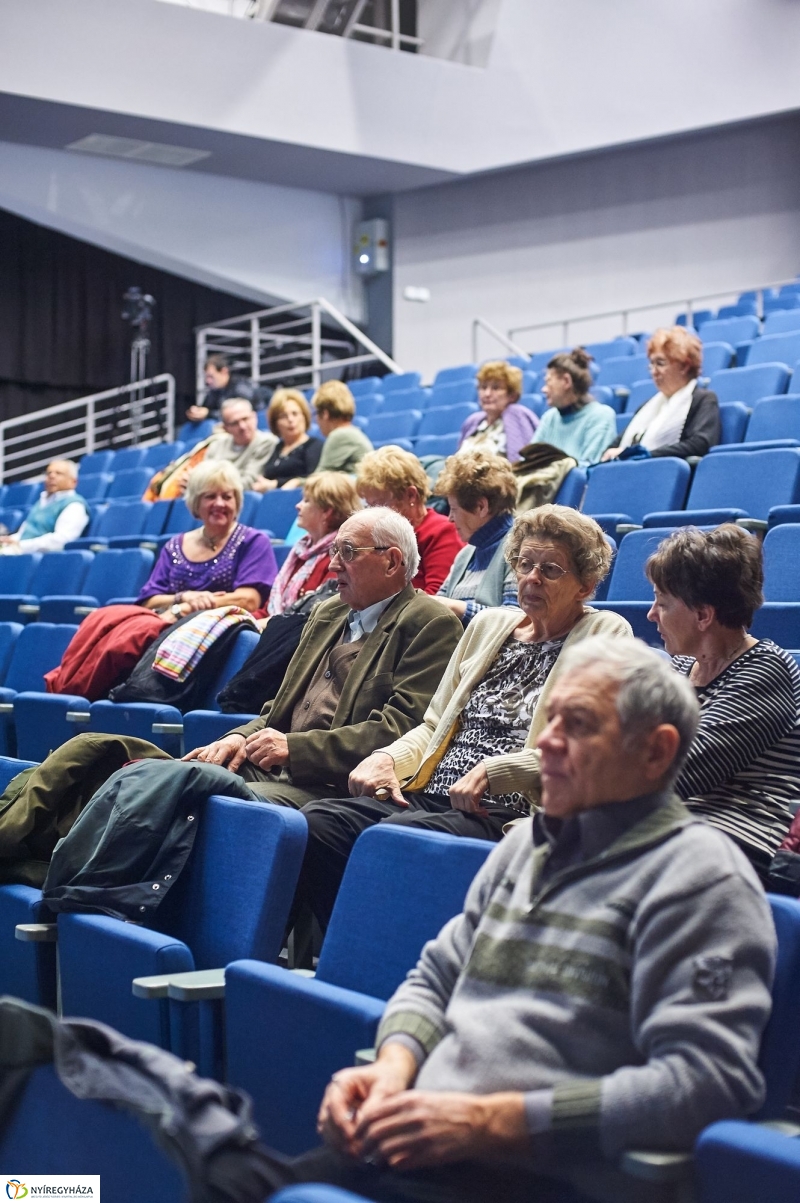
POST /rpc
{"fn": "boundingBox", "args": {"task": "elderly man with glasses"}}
[184,506,463,808]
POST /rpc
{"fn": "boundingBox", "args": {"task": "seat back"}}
[0,507,25,534]
[164,500,200,535]
[519,393,547,417]
[29,551,93,597]
[584,337,639,361]
[351,394,383,418]
[417,403,477,438]
[72,473,112,502]
[364,410,421,442]
[624,379,655,414]
[747,332,800,368]
[254,489,303,538]
[205,627,261,711]
[553,467,588,509]
[595,355,650,390]
[0,623,23,684]
[687,450,800,520]
[143,499,173,536]
[698,316,760,345]
[709,364,792,406]
[763,310,800,337]
[317,825,492,999]
[429,380,478,407]
[413,434,460,459]
[348,376,382,396]
[762,524,800,601]
[432,363,477,387]
[746,396,800,444]
[3,483,39,509]
[755,895,800,1119]
[0,554,40,593]
[109,447,147,472]
[105,468,151,500]
[702,341,734,376]
[141,442,184,470]
[381,371,422,394]
[80,549,155,604]
[96,501,153,538]
[0,1063,184,1200]
[606,529,677,602]
[719,402,751,444]
[177,418,215,443]
[154,794,307,968]
[583,459,691,525]
[4,623,79,692]
[78,450,114,477]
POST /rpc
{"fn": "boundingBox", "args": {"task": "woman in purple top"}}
[138,461,277,616]
[458,360,538,465]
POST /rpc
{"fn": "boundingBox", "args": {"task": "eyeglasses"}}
[330,543,390,563]
[648,357,670,369]
[509,557,569,581]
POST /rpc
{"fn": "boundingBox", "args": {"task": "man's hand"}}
[348,752,406,805]
[355,1089,528,1171]
[244,728,290,771]
[448,762,490,814]
[0,535,16,545]
[317,1044,417,1157]
[182,733,247,770]
[185,405,210,422]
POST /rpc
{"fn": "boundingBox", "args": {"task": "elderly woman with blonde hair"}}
[458,360,539,463]
[313,380,374,475]
[357,444,464,593]
[137,460,278,616]
[296,504,633,928]
[602,326,720,461]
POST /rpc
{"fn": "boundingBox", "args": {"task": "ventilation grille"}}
[65,134,211,168]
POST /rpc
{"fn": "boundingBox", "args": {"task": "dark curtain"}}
[0,206,264,424]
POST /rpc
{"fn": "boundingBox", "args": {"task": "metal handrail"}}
[471,319,532,364]
[504,276,800,349]
[196,297,401,402]
[0,375,175,482]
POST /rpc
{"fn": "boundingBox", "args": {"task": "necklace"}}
[691,634,752,685]
[201,527,230,552]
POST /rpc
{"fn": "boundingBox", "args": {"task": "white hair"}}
[347,506,420,585]
[556,637,699,782]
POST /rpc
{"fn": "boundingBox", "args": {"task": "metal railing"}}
[196,297,401,405]
[0,375,175,483]
[488,276,800,354]
[470,318,533,365]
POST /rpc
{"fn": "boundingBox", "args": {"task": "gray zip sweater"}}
[377,793,775,1164]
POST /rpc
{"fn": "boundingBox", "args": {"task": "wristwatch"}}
[170,603,184,617]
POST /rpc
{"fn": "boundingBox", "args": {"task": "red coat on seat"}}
[44,605,166,701]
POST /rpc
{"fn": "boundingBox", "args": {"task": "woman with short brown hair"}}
[602,326,720,461]
[458,360,539,463]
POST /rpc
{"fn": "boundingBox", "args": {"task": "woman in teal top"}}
[531,347,617,466]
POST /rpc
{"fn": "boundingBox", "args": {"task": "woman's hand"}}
[348,752,406,804]
[601,447,623,462]
[251,476,278,494]
[180,590,218,611]
[448,763,490,813]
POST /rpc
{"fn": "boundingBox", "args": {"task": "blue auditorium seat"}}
[764,295,800,314]
[254,489,303,539]
[417,403,477,437]
[696,1122,800,1203]
[77,450,114,477]
[351,394,382,418]
[553,467,588,508]
[708,364,791,406]
[105,467,152,501]
[615,413,631,437]
[623,379,655,413]
[162,498,201,536]
[521,368,539,393]
[519,392,547,417]
[177,418,216,443]
[748,524,800,646]
[372,438,415,452]
[0,624,78,756]
[591,528,684,644]
[582,458,691,536]
[701,341,734,375]
[107,498,173,549]
[56,794,307,1061]
[428,379,478,407]
[0,553,40,597]
[380,370,422,394]
[348,376,382,396]
[432,363,477,387]
[0,507,26,533]
[594,355,651,393]
[109,446,147,472]
[717,402,750,446]
[0,551,93,623]
[643,448,800,527]
[66,500,153,550]
[584,336,639,361]
[713,396,800,453]
[527,347,569,373]
[676,309,712,329]
[716,301,757,318]
[37,548,155,622]
[762,309,800,337]
[698,315,760,345]
[363,410,422,443]
[746,330,800,369]
[378,385,430,412]
[225,825,492,1151]
[74,472,112,501]
[414,434,460,458]
[141,441,184,469]
[590,385,620,411]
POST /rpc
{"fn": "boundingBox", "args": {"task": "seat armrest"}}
[355,1048,377,1066]
[152,722,184,735]
[0,703,15,715]
[735,518,768,534]
[16,923,57,942]
[131,973,175,999]
[620,1150,693,1182]
[17,604,40,616]
[615,524,642,537]
[167,968,226,1001]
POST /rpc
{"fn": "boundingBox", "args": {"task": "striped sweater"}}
[377,796,775,1167]
[674,640,800,862]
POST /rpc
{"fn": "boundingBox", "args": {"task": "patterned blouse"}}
[428,633,565,813]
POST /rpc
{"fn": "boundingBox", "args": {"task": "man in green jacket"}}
[184,507,462,806]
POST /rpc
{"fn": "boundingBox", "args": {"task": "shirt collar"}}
[345,591,399,642]
[38,489,76,505]
[469,510,514,550]
[532,787,674,870]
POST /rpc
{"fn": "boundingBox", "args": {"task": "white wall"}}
[0,140,364,319]
[392,120,800,378]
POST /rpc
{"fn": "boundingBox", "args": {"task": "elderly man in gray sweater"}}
[262,637,776,1203]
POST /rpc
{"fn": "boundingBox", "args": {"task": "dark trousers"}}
[297,792,521,929]
[253,1143,583,1203]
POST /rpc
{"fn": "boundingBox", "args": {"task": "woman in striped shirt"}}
[647,524,799,881]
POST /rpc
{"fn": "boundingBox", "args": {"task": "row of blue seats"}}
[1,749,797,1180]
[678,279,800,326]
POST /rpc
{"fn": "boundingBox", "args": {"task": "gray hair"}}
[346,506,420,585]
[184,460,244,519]
[220,397,254,418]
[556,637,699,783]
[49,459,79,481]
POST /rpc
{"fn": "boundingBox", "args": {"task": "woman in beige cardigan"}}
[297,505,633,928]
